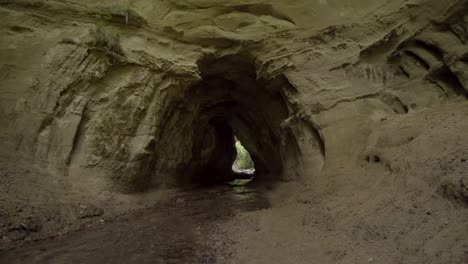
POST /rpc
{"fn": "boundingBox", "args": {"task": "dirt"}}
[0,182,268,264]
[1,180,467,264]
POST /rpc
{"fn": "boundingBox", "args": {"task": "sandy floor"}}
[1,181,467,264]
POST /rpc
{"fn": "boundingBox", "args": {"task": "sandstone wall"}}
[0,0,466,193]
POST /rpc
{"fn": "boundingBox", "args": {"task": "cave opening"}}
[231,137,256,184]
[232,138,255,172]
[149,54,307,189]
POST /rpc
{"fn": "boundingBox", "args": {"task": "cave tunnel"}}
[149,54,306,188]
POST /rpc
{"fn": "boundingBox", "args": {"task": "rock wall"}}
[0,0,467,194]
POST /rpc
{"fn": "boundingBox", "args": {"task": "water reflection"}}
[226,179,270,212]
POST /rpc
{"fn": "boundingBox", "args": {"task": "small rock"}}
[20,221,42,232]
[297,198,311,204]
[200,254,216,264]
[79,205,104,219]
[7,229,27,241]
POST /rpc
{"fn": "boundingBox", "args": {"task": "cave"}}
[2,1,468,262]
[150,54,304,187]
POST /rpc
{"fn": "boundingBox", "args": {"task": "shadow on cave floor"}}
[0,180,271,264]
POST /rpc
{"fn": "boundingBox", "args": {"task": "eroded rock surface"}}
[0,0,467,263]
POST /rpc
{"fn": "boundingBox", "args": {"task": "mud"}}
[0,182,268,264]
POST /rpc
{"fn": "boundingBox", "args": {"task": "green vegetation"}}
[233,140,254,170]
[94,21,123,55]
[92,1,146,55]
[104,5,136,25]
[99,1,146,27]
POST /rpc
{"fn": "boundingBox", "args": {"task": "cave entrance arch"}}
[151,54,306,187]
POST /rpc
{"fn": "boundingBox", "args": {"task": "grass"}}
[94,22,124,55]
[99,1,146,27]
[105,5,140,25]
[233,140,254,170]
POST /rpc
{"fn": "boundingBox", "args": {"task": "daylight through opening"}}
[232,138,255,180]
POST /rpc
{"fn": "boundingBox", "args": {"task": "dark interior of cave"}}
[151,54,303,188]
